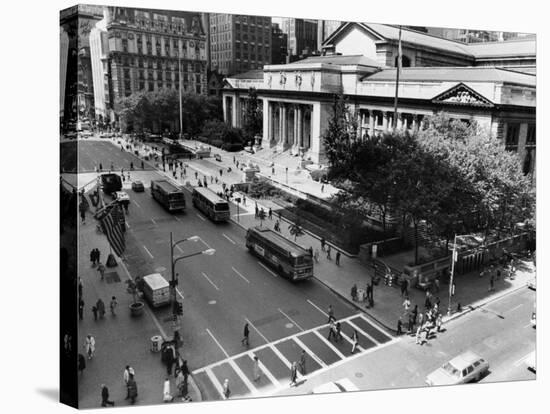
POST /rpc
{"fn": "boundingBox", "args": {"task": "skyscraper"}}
[281,18,318,61]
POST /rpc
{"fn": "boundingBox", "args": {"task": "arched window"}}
[394,55,411,67]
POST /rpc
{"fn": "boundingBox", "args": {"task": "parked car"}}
[426,351,489,386]
[131,180,145,192]
[310,378,359,394]
[113,191,130,208]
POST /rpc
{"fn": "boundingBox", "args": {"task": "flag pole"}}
[392,25,402,130]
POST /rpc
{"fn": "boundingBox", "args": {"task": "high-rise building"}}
[209,14,272,76]
[59,5,104,129]
[89,15,112,126]
[104,6,208,102]
[271,23,288,65]
[317,20,342,52]
[415,26,535,44]
[281,18,318,60]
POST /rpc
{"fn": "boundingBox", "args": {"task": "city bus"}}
[150,179,186,212]
[246,226,314,281]
[192,187,230,222]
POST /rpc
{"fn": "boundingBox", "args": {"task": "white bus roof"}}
[193,186,228,204]
[143,273,169,289]
[152,179,181,193]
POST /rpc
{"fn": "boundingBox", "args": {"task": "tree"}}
[242,88,263,146]
[288,218,305,241]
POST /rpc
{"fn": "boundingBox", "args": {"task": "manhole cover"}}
[285,323,294,329]
[104,272,121,284]
[208,300,217,305]
[355,372,364,378]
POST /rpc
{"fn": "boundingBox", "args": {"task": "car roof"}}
[449,351,483,369]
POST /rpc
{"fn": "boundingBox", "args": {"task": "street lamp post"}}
[178,53,183,140]
[170,232,215,314]
[447,234,458,317]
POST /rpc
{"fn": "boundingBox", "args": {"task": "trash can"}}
[151,335,163,352]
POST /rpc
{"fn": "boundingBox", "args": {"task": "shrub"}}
[221,143,244,152]
[210,139,224,148]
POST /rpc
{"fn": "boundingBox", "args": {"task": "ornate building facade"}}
[104,7,208,100]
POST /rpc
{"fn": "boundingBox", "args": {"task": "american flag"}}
[98,203,125,257]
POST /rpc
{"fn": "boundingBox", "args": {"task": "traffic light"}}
[174,302,183,316]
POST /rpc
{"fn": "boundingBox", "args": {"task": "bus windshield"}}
[214,203,230,211]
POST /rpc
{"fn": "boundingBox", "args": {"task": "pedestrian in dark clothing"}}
[90,250,95,266]
[335,322,342,342]
[99,163,103,171]
[335,251,341,265]
[78,277,83,298]
[163,344,175,375]
[289,362,298,386]
[321,238,326,252]
[397,318,403,335]
[327,320,336,341]
[141,161,144,169]
[241,323,250,346]
[408,313,415,334]
[401,279,409,297]
[268,207,272,219]
[101,385,115,407]
[489,275,495,291]
[424,296,432,310]
[96,299,106,319]
[79,298,84,320]
[308,246,313,257]
[223,379,231,399]
[412,305,418,322]
[92,305,98,321]
[299,350,306,375]
[326,245,331,260]
[351,284,357,301]
[220,169,223,177]
[127,374,138,404]
[78,353,86,376]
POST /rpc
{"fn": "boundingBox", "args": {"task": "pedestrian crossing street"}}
[193,313,396,400]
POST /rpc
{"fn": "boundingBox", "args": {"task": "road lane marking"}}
[292,336,327,368]
[223,233,236,244]
[176,287,184,299]
[508,304,524,313]
[205,367,225,397]
[514,352,534,367]
[206,328,230,359]
[346,319,380,345]
[268,344,292,369]
[307,299,328,317]
[313,330,346,360]
[196,213,206,221]
[151,218,157,225]
[228,359,259,396]
[232,267,250,284]
[244,317,269,343]
[202,272,220,291]
[174,216,182,222]
[258,262,278,278]
[356,313,394,341]
[176,245,184,254]
[133,200,141,208]
[278,308,304,331]
[199,237,213,250]
[126,222,131,229]
[143,245,154,259]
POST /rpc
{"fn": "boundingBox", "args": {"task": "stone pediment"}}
[432,83,494,107]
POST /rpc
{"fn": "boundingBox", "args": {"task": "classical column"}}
[411,114,417,131]
[397,113,403,130]
[281,104,287,146]
[297,106,303,147]
[293,105,299,148]
[370,111,375,137]
[382,112,388,131]
[278,103,284,145]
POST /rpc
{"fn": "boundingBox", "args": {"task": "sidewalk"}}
[96,136,536,334]
[77,206,202,407]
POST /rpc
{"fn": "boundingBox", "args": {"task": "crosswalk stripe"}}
[245,317,270,344]
[313,330,346,360]
[346,319,381,345]
[337,330,364,353]
[358,314,394,341]
[205,367,225,397]
[292,336,327,368]
[228,359,259,396]
[269,344,292,369]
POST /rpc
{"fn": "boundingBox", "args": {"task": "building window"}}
[148,83,154,92]
[122,38,128,53]
[196,85,201,94]
[505,122,520,150]
[526,124,536,146]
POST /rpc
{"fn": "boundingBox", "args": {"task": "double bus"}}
[150,179,186,212]
[246,226,314,281]
[192,187,230,222]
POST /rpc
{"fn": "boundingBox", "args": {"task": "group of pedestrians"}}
[99,365,138,407]
[398,292,444,346]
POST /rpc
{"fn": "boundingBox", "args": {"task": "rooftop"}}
[293,54,382,68]
[230,70,264,80]
[465,39,536,58]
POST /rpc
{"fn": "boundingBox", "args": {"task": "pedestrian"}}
[79,298,84,321]
[434,278,440,292]
[418,312,424,327]
[220,168,223,177]
[351,329,359,353]
[436,314,443,332]
[253,355,261,382]
[335,251,341,266]
[321,237,326,252]
[210,176,213,184]
[130,162,134,170]
[289,362,298,387]
[96,299,106,319]
[397,318,403,335]
[321,184,324,193]
[195,171,198,180]
[90,249,95,266]
[222,379,231,399]
[308,246,313,257]
[127,374,138,404]
[298,350,306,375]
[85,334,95,359]
[175,369,187,397]
[424,295,432,310]
[99,162,103,171]
[163,378,174,403]
[101,384,115,407]
[403,297,411,312]
[96,249,101,264]
[335,322,342,342]
[91,305,98,321]
[496,268,502,280]
[78,277,83,298]
[78,353,86,376]
[314,248,319,263]
[412,304,418,322]
[327,319,336,341]
[489,275,495,291]
[243,195,246,205]
[122,174,126,183]
[110,296,118,316]
[400,278,409,297]
[97,262,105,280]
[268,207,272,219]
[241,323,250,347]
[141,161,144,169]
[326,245,331,260]
[415,326,423,345]
[164,343,176,375]
[272,166,275,175]
[351,284,357,301]
[327,305,334,323]
[124,366,135,399]
[408,313,415,334]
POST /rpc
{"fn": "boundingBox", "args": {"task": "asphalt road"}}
[276,285,536,396]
